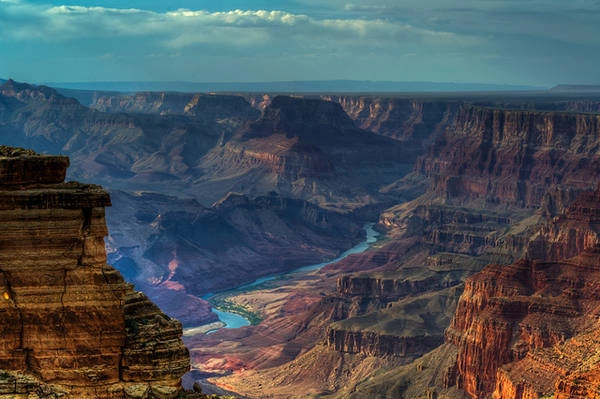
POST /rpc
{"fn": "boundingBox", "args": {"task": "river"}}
[201,223,380,331]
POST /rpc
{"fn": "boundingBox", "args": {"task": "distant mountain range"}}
[37,79,544,93]
[550,84,600,92]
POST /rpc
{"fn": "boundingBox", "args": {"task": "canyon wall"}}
[326,96,457,143]
[0,147,189,398]
[446,187,600,399]
[326,328,443,358]
[92,91,260,122]
[418,106,600,206]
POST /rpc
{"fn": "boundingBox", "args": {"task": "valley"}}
[2,78,600,398]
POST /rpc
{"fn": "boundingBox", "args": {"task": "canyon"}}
[3,78,600,398]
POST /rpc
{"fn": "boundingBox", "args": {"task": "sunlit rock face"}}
[0,146,189,398]
[446,187,600,399]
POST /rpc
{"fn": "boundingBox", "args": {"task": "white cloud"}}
[0,1,477,51]
[3,0,598,85]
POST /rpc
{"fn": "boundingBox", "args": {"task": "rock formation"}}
[326,327,444,358]
[325,96,457,143]
[0,146,189,398]
[447,187,600,399]
[198,95,414,209]
[91,91,260,122]
[418,106,600,206]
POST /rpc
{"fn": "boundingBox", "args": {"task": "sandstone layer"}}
[447,188,600,399]
[418,106,600,206]
[0,147,189,398]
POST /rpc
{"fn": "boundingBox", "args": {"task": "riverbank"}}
[183,321,226,336]
[196,223,380,332]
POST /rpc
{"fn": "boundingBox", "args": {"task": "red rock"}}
[418,106,600,206]
[447,188,600,398]
[0,148,189,397]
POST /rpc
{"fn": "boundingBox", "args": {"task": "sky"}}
[1,0,600,87]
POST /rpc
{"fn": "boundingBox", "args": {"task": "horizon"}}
[1,1,600,87]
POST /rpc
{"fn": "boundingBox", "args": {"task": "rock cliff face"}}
[0,147,189,398]
[418,106,600,206]
[446,188,600,399]
[325,96,457,143]
[337,273,461,300]
[527,188,600,261]
[326,328,443,358]
[91,91,260,122]
[198,95,414,208]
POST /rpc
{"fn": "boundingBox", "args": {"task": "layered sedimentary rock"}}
[0,147,189,398]
[337,273,461,301]
[326,96,457,143]
[527,188,600,260]
[446,189,600,398]
[324,287,461,362]
[91,91,260,122]
[418,106,600,206]
[326,328,443,358]
[198,95,415,208]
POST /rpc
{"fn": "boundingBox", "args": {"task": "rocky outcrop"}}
[490,319,600,399]
[326,328,443,358]
[0,147,189,398]
[324,287,462,362]
[91,91,260,122]
[418,106,600,206]
[337,273,461,300]
[527,188,600,260]
[445,255,598,398]
[446,194,600,399]
[212,137,335,180]
[325,96,457,143]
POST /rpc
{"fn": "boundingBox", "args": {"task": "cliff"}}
[326,328,443,358]
[91,91,260,122]
[325,287,461,360]
[198,95,415,208]
[527,188,600,260]
[446,188,600,398]
[418,106,600,206]
[336,268,463,301]
[0,146,189,398]
[325,96,457,143]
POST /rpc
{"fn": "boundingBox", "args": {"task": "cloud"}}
[339,0,600,46]
[1,0,599,85]
[0,2,476,52]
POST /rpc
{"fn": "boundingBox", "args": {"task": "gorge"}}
[203,223,380,331]
[2,78,600,398]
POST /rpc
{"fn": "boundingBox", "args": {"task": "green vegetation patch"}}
[209,296,263,325]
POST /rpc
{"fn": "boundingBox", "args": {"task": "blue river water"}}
[211,308,251,329]
[209,223,379,330]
